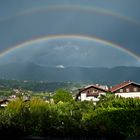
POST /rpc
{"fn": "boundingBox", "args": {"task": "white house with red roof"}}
[110,81,140,98]
[76,84,108,102]
[76,81,140,102]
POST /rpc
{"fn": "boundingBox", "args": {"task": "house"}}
[110,81,140,98]
[0,99,10,107]
[76,84,108,102]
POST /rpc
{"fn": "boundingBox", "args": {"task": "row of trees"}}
[0,79,78,92]
[0,90,140,139]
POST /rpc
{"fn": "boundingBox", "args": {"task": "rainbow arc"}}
[0,35,139,62]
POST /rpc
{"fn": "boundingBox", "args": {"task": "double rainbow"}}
[0,5,139,62]
[0,35,139,61]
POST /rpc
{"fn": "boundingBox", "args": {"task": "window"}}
[120,89,123,92]
[94,89,97,93]
[126,88,130,92]
[134,87,137,92]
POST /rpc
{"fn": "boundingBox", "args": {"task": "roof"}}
[0,99,10,104]
[110,81,140,92]
[79,84,108,93]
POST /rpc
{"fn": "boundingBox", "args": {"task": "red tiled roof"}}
[110,81,133,92]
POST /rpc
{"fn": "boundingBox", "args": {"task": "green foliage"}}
[84,108,140,138]
[0,90,12,97]
[0,79,80,92]
[53,89,73,103]
[0,95,140,139]
[97,95,140,109]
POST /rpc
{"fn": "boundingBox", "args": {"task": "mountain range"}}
[0,62,140,85]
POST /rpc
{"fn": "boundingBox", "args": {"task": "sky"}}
[0,0,140,67]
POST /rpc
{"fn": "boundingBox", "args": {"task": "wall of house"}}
[81,93,100,101]
[115,92,140,98]
[85,96,100,102]
[80,92,105,101]
[115,84,140,93]
[81,93,87,101]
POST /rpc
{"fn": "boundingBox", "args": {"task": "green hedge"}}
[0,97,140,139]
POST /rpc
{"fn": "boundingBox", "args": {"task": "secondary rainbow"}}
[0,35,140,61]
[0,5,140,26]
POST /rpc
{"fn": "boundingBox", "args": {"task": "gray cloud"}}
[0,0,140,67]
[0,39,139,67]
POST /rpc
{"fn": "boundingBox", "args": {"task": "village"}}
[1,80,140,107]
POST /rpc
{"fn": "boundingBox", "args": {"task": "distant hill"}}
[0,62,140,85]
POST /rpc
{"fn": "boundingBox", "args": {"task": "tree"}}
[53,89,73,103]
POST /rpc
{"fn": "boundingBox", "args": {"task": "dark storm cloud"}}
[0,39,139,68]
[0,0,140,67]
[1,0,140,19]
[0,7,140,53]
